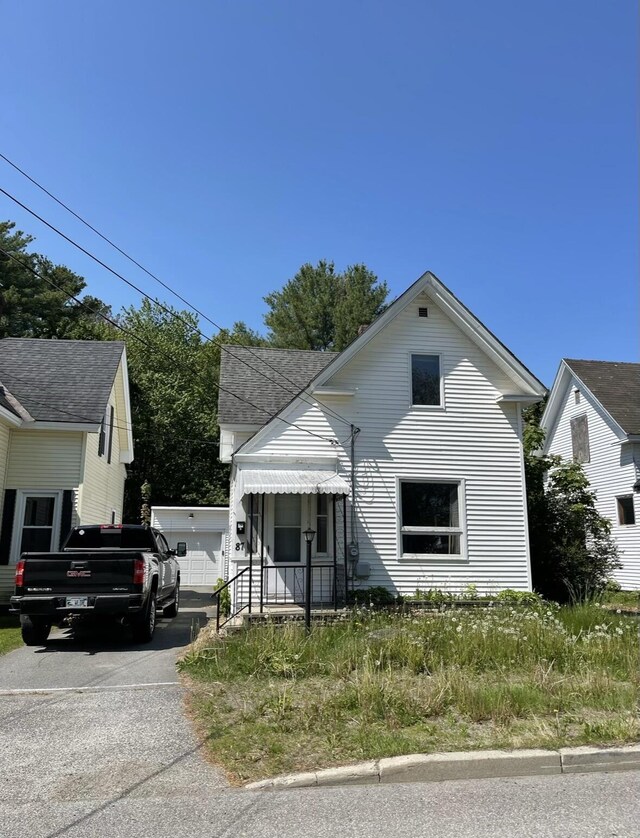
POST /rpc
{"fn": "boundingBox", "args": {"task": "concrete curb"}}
[244,744,640,791]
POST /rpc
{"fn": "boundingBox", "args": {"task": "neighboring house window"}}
[316,494,328,554]
[110,509,117,525]
[273,494,301,562]
[617,496,635,526]
[107,405,115,464]
[20,495,56,553]
[570,415,590,463]
[399,480,463,556]
[98,405,115,460]
[411,354,441,406]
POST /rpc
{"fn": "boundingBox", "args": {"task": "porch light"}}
[304,528,316,544]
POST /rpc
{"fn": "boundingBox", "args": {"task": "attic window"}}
[570,414,590,464]
[574,389,581,405]
[418,307,429,318]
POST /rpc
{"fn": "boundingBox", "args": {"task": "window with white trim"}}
[411,354,441,406]
[617,496,635,526]
[399,480,463,556]
[20,495,57,554]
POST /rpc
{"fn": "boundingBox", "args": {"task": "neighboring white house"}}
[150,506,228,587]
[541,359,640,590]
[0,338,133,602]
[217,272,546,614]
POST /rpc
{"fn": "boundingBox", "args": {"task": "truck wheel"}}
[21,616,52,646]
[132,590,157,643]
[163,583,180,618]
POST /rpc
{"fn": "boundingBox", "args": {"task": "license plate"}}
[66,596,88,608]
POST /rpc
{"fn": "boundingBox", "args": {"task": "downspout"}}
[348,424,361,589]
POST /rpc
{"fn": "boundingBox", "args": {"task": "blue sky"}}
[1,0,636,385]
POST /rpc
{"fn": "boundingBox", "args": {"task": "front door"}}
[271,494,304,602]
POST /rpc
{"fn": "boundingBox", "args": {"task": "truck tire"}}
[163,582,180,618]
[21,616,52,646]
[132,590,157,643]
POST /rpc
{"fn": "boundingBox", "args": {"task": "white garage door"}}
[171,531,222,586]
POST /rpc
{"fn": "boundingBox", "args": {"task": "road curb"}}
[244,744,640,791]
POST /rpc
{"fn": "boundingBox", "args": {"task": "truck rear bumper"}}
[10,594,144,617]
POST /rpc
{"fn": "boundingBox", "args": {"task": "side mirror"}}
[176,542,187,558]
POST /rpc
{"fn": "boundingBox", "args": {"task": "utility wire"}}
[0,165,352,428]
[0,246,342,447]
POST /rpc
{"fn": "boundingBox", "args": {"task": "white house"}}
[217,272,546,616]
[541,359,640,590]
[0,338,133,603]
[150,506,228,587]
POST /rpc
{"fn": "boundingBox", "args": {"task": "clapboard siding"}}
[544,377,640,589]
[79,387,126,525]
[6,431,83,489]
[233,291,532,595]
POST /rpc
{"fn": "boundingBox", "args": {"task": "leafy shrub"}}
[214,577,231,617]
[495,589,543,605]
[406,588,454,604]
[347,586,400,609]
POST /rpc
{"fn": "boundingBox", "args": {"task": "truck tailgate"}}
[20,551,144,594]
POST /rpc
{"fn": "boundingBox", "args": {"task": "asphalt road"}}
[0,589,227,810]
[1,593,638,838]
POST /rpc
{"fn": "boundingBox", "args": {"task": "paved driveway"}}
[0,589,226,807]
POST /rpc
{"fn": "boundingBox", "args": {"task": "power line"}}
[0,247,342,447]
[0,162,352,428]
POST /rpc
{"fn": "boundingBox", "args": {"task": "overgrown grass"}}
[181,604,640,783]
[0,615,22,656]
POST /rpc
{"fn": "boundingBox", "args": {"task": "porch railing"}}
[213,566,250,631]
[231,563,347,614]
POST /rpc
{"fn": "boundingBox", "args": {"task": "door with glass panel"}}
[19,494,58,556]
[272,494,303,602]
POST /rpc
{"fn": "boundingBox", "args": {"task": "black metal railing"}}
[213,566,250,631]
[260,563,346,610]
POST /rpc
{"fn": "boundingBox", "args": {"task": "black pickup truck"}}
[10,524,185,646]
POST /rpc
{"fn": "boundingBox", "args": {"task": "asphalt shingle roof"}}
[218,346,337,424]
[0,338,125,424]
[565,359,640,436]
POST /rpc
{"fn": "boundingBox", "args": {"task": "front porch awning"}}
[238,469,349,497]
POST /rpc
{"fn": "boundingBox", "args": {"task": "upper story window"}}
[411,354,441,406]
[617,496,635,526]
[399,480,464,557]
[570,414,590,463]
[98,405,115,462]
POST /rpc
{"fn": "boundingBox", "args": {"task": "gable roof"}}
[0,338,126,424]
[293,271,546,400]
[218,346,337,425]
[564,359,640,436]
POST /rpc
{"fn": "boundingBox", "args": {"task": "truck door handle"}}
[70,561,88,570]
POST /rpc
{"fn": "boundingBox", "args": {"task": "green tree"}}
[0,221,111,339]
[119,300,262,520]
[523,405,620,603]
[263,260,388,351]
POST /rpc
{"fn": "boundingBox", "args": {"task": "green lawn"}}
[181,603,640,783]
[0,615,22,656]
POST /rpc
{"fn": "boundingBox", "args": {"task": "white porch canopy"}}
[238,469,349,497]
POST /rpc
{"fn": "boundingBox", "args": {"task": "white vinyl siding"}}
[6,431,83,489]
[232,291,532,596]
[545,377,640,590]
[79,395,126,524]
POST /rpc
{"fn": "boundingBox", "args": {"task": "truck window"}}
[65,527,157,551]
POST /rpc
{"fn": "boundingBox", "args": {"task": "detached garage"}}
[150,506,228,587]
